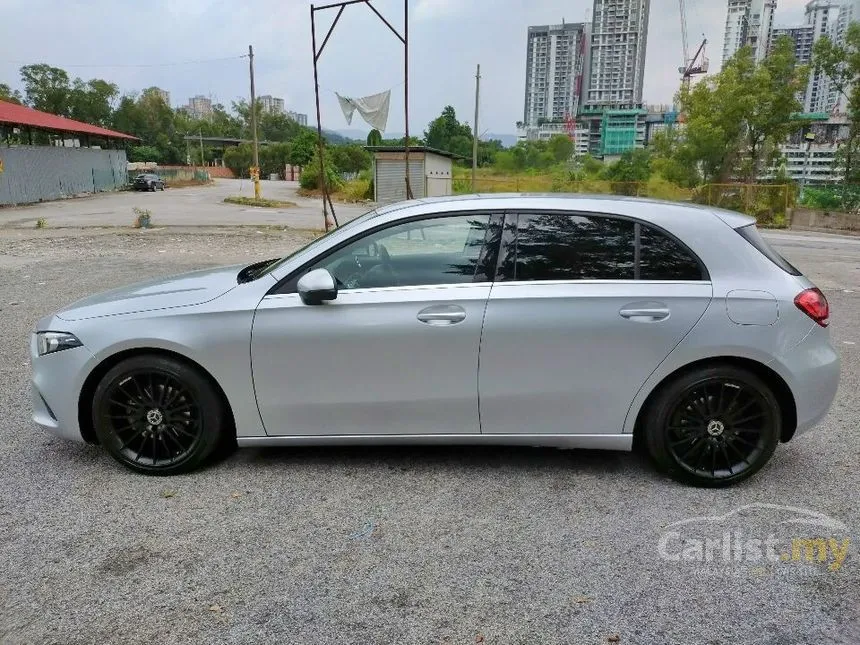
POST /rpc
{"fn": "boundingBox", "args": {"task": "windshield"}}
[258,207,380,276]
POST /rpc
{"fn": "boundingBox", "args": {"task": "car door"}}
[478,210,713,436]
[251,212,501,437]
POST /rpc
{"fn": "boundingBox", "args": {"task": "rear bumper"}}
[774,325,840,437]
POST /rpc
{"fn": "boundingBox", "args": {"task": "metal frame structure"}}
[310,0,412,230]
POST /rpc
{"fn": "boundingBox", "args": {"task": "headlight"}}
[36,331,83,356]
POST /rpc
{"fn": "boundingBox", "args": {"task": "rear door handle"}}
[619,307,671,322]
[417,305,467,325]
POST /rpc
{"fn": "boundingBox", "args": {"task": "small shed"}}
[366,146,456,204]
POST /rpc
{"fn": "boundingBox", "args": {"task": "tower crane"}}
[678,0,708,91]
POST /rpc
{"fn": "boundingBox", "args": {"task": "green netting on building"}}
[600,110,643,156]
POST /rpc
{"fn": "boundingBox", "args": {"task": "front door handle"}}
[619,307,671,322]
[417,304,467,325]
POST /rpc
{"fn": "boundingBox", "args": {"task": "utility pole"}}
[404,0,412,199]
[248,44,261,199]
[199,131,205,167]
[800,130,816,201]
[472,64,481,192]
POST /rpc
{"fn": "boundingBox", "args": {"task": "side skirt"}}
[237,434,634,451]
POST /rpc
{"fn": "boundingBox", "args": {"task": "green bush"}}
[300,151,343,191]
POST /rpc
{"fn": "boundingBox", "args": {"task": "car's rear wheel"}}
[92,355,225,475]
[644,365,781,487]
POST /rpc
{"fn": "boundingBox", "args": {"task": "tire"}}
[644,364,781,487]
[92,355,226,475]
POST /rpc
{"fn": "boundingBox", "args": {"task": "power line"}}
[0,55,247,69]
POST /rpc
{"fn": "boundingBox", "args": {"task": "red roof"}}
[0,99,138,140]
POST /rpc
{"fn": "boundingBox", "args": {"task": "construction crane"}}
[678,0,708,91]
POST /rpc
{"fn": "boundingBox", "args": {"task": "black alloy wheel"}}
[93,355,226,475]
[645,365,781,487]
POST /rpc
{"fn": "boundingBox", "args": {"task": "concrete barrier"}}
[788,207,860,233]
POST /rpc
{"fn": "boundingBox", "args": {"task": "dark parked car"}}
[133,173,166,191]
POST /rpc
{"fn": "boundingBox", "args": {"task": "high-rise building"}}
[522,22,590,127]
[770,25,815,64]
[585,0,651,108]
[186,95,213,120]
[805,1,843,112]
[259,95,285,114]
[152,88,170,106]
[287,111,308,126]
[834,0,860,112]
[723,0,777,63]
[771,1,844,113]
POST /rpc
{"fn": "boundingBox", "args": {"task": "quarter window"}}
[638,225,705,281]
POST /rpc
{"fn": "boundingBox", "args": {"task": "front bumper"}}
[30,333,95,443]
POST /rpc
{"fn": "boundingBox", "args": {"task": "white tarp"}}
[336,90,391,133]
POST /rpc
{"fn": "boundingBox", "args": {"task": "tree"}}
[0,83,22,104]
[604,149,651,182]
[259,110,302,142]
[69,78,119,126]
[330,144,371,174]
[424,105,473,152]
[127,145,161,163]
[547,134,575,163]
[677,40,806,183]
[289,129,319,167]
[367,129,383,146]
[20,64,71,115]
[814,22,860,182]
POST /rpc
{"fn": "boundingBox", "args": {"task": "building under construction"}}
[520,0,652,157]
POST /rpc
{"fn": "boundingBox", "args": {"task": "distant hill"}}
[322,129,361,145]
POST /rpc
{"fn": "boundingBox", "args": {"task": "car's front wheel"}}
[92,355,226,475]
[644,365,782,487]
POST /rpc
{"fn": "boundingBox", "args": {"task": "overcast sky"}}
[1,0,811,136]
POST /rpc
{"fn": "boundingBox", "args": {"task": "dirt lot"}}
[0,227,858,645]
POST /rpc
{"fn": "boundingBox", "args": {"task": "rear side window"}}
[510,212,706,282]
[515,213,635,280]
[736,224,801,276]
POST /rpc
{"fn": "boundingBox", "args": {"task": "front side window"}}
[310,214,493,290]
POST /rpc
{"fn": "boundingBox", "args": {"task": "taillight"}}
[795,288,830,327]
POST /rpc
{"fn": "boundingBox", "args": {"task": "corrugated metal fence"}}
[0,146,128,206]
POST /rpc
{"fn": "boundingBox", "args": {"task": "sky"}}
[1,0,812,137]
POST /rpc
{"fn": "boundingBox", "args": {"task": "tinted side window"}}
[515,213,635,281]
[638,225,705,281]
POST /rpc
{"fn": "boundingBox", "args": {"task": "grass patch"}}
[297,178,374,203]
[35,217,47,229]
[224,196,298,208]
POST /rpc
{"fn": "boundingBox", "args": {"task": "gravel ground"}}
[0,228,858,645]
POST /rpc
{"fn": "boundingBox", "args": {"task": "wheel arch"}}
[77,347,236,445]
[631,356,798,450]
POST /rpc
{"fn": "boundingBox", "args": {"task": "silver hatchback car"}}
[31,195,840,486]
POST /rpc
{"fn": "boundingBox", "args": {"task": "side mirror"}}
[297,268,338,305]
